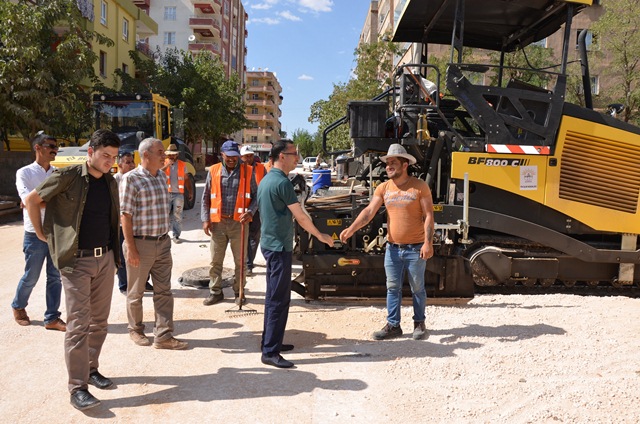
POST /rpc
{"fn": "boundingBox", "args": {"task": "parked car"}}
[302,157,317,171]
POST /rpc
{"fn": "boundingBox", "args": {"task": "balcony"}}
[188,41,221,55]
[189,16,221,37]
[135,41,155,60]
[132,0,150,6]
[247,85,276,93]
[192,1,221,14]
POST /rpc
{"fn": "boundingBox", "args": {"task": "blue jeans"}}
[384,243,427,327]
[169,193,184,238]
[11,231,62,323]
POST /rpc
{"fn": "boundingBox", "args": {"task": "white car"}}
[302,157,318,171]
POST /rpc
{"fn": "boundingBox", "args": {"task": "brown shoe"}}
[45,318,67,331]
[129,331,151,346]
[202,292,224,306]
[13,308,30,326]
[153,337,188,350]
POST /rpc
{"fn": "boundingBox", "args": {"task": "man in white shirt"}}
[11,132,65,331]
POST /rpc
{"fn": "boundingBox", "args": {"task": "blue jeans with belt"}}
[384,243,427,327]
[11,231,62,324]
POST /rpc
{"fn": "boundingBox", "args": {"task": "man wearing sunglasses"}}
[11,132,65,331]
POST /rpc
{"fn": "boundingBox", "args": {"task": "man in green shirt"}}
[25,129,121,411]
[257,139,334,369]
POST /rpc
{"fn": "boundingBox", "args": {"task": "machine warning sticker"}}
[433,205,443,212]
[338,258,361,266]
[520,166,538,190]
[332,233,339,240]
[327,219,342,226]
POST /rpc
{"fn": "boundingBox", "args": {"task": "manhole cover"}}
[178,266,234,289]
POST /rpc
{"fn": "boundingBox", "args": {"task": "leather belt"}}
[76,246,110,258]
[134,234,168,241]
[387,242,423,248]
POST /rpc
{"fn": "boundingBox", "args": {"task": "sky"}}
[244,0,370,137]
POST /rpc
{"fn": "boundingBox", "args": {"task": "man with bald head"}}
[120,138,187,351]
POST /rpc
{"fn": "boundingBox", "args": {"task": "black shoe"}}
[88,371,113,390]
[372,323,403,340]
[144,282,153,292]
[70,389,101,411]
[119,289,126,295]
[281,344,294,352]
[261,354,294,369]
[203,292,224,306]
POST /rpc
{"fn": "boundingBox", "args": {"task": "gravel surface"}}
[2,182,639,423]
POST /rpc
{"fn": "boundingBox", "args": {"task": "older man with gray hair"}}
[120,138,187,350]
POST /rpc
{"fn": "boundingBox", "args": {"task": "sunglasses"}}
[40,143,59,149]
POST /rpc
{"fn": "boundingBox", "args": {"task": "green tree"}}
[487,45,556,88]
[591,0,640,123]
[117,48,248,150]
[309,37,400,152]
[291,128,315,158]
[0,0,111,149]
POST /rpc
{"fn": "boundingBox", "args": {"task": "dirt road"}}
[1,182,639,423]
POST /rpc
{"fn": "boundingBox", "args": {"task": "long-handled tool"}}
[227,167,258,316]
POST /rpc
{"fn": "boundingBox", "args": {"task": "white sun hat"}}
[380,143,416,165]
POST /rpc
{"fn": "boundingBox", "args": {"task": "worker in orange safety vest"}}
[163,144,193,243]
[201,140,258,306]
[240,145,266,276]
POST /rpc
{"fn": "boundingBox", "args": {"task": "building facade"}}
[63,0,158,90]
[243,70,282,157]
[136,0,248,80]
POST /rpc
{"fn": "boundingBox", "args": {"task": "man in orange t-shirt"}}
[340,143,434,341]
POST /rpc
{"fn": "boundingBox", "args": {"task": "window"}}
[164,32,176,45]
[99,51,107,77]
[122,63,128,74]
[250,136,257,142]
[252,94,259,100]
[532,38,547,48]
[252,79,259,86]
[591,75,599,95]
[100,1,107,26]
[251,107,258,114]
[164,6,176,21]
[576,29,597,50]
[122,18,129,42]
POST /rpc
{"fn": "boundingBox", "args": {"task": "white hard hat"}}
[240,145,255,155]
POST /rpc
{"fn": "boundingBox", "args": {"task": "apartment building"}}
[134,0,248,80]
[243,70,283,155]
[56,0,158,89]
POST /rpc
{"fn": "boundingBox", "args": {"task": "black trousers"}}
[261,248,292,356]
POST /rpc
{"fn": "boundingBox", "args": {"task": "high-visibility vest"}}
[209,162,253,222]
[253,162,266,185]
[164,160,186,193]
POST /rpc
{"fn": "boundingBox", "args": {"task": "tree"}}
[309,37,401,152]
[291,128,316,158]
[591,0,640,123]
[116,48,249,150]
[0,0,111,149]
[487,45,557,88]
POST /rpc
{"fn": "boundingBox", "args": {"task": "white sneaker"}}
[173,236,182,244]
